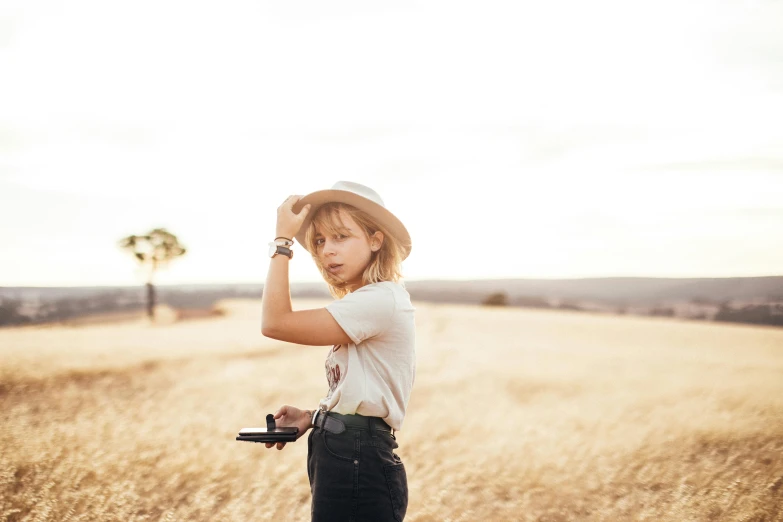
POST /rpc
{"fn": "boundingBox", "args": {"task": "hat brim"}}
[292,189,411,260]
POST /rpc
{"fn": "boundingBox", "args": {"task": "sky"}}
[1,0,782,287]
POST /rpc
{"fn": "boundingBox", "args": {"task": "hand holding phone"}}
[236,405,312,450]
[266,405,313,450]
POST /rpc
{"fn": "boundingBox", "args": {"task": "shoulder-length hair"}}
[303,202,405,299]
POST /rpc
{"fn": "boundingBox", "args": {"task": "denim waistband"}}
[321,410,393,433]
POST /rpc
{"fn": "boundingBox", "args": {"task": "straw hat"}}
[292,181,412,260]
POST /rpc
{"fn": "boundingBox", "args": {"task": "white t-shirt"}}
[319,281,416,432]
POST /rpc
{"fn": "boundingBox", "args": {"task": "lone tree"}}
[119,228,187,320]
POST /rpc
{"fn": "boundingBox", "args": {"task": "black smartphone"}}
[236,426,298,443]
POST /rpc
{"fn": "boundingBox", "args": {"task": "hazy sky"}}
[1,0,782,286]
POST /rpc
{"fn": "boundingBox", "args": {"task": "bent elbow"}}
[261,323,278,339]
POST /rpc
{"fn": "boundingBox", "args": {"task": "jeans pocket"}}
[323,429,359,462]
[383,460,408,522]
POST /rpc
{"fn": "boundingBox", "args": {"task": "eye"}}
[314,238,324,246]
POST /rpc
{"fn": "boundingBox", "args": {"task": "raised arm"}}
[261,195,352,346]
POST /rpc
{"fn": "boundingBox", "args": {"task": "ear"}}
[370,231,384,251]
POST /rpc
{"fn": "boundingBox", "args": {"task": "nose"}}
[321,238,337,256]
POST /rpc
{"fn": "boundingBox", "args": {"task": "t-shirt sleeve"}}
[326,284,396,345]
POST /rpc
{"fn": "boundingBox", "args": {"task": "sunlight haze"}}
[1,0,782,286]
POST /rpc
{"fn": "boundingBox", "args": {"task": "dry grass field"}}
[1,298,782,521]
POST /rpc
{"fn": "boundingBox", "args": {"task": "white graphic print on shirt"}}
[325,344,348,398]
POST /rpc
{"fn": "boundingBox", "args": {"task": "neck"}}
[345,278,365,293]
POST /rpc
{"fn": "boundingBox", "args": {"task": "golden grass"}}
[1,299,782,521]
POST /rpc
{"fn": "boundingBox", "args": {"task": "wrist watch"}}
[268,241,293,259]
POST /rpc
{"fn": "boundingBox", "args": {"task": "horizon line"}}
[3,273,783,289]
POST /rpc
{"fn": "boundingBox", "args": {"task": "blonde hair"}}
[304,202,406,299]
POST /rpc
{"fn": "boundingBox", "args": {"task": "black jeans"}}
[307,411,408,522]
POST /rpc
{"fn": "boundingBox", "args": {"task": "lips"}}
[327,264,343,273]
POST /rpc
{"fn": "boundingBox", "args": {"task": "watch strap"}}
[271,245,293,258]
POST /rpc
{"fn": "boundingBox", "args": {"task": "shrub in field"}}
[482,292,509,306]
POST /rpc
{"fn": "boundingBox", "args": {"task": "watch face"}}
[268,244,277,257]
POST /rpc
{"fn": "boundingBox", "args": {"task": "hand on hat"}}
[276,195,312,241]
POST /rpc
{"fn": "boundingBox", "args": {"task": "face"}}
[314,210,383,292]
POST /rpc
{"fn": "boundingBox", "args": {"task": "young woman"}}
[260,181,415,522]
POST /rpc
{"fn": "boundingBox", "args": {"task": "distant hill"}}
[2,276,782,327]
[403,276,783,306]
